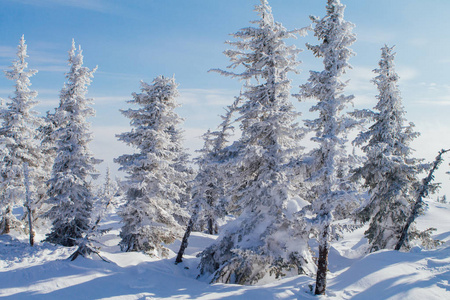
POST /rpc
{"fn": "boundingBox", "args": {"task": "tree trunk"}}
[207,217,215,235]
[1,206,12,234]
[23,162,35,246]
[395,149,449,251]
[175,215,196,264]
[315,224,329,295]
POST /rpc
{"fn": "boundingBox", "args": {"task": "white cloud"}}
[15,0,112,13]
[178,88,237,107]
[0,46,15,58]
[397,66,419,82]
[356,28,396,45]
[96,71,142,81]
[92,96,130,104]
[407,82,450,106]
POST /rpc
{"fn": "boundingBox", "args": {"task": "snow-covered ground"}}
[1,201,449,300]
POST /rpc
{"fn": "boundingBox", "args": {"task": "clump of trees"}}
[0,0,449,296]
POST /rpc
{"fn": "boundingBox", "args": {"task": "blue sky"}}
[1,0,449,196]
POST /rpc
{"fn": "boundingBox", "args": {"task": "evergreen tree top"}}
[211,0,307,82]
[4,35,37,81]
[0,35,42,144]
[59,40,97,115]
[353,45,419,155]
[307,0,356,76]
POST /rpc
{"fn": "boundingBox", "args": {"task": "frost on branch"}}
[352,45,424,252]
[116,76,191,258]
[0,36,45,239]
[44,40,101,247]
[198,0,313,284]
[296,0,360,295]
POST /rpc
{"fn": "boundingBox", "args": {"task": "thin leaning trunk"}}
[175,214,197,264]
[395,149,450,251]
[315,224,330,295]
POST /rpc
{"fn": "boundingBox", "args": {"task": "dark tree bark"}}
[23,162,35,246]
[1,206,12,234]
[395,149,449,251]
[175,215,197,264]
[207,217,217,235]
[315,224,330,295]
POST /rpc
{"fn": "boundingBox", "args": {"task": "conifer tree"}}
[116,76,191,258]
[195,96,240,234]
[0,36,44,238]
[353,45,424,252]
[44,40,101,247]
[297,0,358,295]
[198,0,312,284]
[176,97,239,264]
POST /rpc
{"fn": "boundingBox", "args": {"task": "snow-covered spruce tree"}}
[44,40,101,247]
[353,45,425,252]
[69,167,120,261]
[198,0,313,284]
[116,76,191,258]
[297,0,359,295]
[0,36,45,241]
[194,96,240,234]
[176,96,240,264]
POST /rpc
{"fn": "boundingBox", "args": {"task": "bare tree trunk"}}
[1,206,12,234]
[23,162,35,246]
[315,224,329,295]
[175,215,196,264]
[207,217,215,235]
[395,149,449,251]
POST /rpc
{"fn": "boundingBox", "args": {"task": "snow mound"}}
[0,201,449,299]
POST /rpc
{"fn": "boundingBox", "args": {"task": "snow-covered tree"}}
[194,96,241,234]
[69,167,119,262]
[95,167,119,215]
[198,0,313,284]
[297,0,359,295]
[0,36,45,239]
[396,148,449,250]
[44,40,101,247]
[176,96,240,264]
[116,76,191,258]
[353,45,424,253]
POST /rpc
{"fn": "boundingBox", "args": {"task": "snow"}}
[1,200,449,299]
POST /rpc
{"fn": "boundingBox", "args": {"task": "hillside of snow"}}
[1,200,449,300]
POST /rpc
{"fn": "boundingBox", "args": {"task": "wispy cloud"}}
[14,0,116,13]
[0,46,16,58]
[96,71,142,81]
[92,95,130,104]
[356,27,396,45]
[178,88,237,107]
[408,82,450,106]
[397,66,419,82]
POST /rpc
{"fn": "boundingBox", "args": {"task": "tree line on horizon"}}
[0,0,449,296]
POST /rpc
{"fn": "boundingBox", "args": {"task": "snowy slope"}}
[1,201,449,300]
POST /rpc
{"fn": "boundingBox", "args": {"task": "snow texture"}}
[1,200,449,299]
